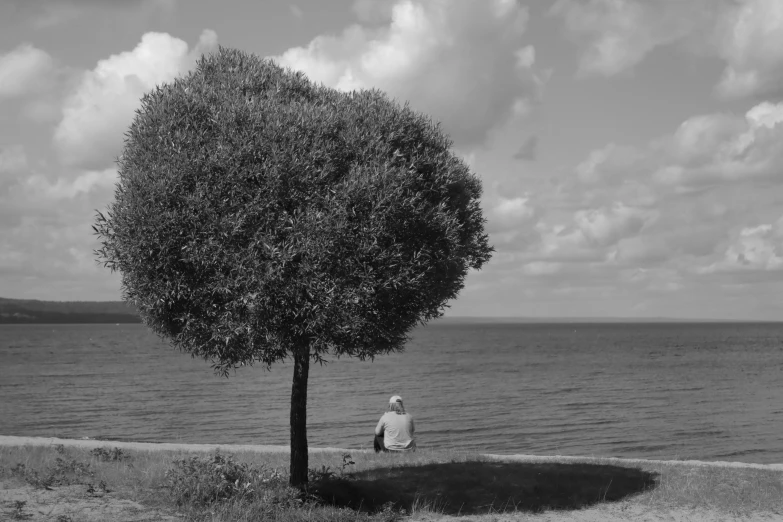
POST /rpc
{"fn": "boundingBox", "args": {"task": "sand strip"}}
[482,452,783,471]
[0,435,356,454]
[2,435,782,471]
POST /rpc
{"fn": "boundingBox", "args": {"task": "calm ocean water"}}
[2,322,783,463]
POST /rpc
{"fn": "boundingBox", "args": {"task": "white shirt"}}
[375,411,416,451]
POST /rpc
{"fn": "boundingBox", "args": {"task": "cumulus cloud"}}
[551,0,783,98]
[0,158,123,299]
[22,169,118,200]
[274,0,541,147]
[488,194,538,233]
[549,0,710,76]
[573,102,783,193]
[511,203,657,266]
[701,219,783,273]
[573,203,655,248]
[53,29,218,169]
[516,96,783,293]
[714,0,783,98]
[652,102,783,187]
[0,44,54,99]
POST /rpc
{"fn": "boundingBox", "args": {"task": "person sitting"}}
[374,395,416,452]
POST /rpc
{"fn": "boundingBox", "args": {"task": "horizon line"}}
[1,297,779,323]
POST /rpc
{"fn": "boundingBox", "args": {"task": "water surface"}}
[2,322,782,463]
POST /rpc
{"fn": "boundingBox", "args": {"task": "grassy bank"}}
[1,443,782,521]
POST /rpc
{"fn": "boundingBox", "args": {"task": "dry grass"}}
[1,444,782,521]
[639,460,783,515]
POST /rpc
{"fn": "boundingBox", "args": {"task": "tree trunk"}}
[289,344,310,488]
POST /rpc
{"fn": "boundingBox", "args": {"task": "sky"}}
[1,0,783,320]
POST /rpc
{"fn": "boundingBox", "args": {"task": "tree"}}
[94,46,493,487]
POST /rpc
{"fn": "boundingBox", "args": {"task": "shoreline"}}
[3,435,782,471]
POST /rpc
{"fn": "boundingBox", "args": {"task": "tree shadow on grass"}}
[311,461,658,516]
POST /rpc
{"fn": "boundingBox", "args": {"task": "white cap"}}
[389,395,403,404]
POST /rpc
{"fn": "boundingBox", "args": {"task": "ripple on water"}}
[2,322,783,463]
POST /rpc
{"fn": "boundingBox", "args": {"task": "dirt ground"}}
[0,479,179,522]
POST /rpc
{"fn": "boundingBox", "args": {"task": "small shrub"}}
[341,453,355,474]
[11,500,31,520]
[164,452,294,508]
[91,447,132,462]
[10,457,93,489]
[52,457,93,479]
[308,465,336,482]
[308,453,357,483]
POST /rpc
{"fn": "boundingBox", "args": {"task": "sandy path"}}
[2,435,782,471]
[483,452,783,471]
[0,435,356,454]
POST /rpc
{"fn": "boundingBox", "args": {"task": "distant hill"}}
[0,297,141,324]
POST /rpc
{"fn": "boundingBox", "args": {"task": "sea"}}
[2,321,783,464]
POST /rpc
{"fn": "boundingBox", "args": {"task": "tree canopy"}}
[94,46,493,485]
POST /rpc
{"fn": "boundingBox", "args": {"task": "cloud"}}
[573,203,654,248]
[509,97,783,292]
[701,218,783,273]
[573,102,783,193]
[274,0,541,147]
[521,261,562,276]
[550,0,783,98]
[475,96,783,300]
[513,135,537,161]
[501,203,657,267]
[22,169,118,201]
[576,142,644,184]
[0,44,55,99]
[549,0,709,76]
[289,4,303,18]
[488,194,539,234]
[652,102,783,188]
[0,157,122,299]
[714,0,783,98]
[53,29,218,170]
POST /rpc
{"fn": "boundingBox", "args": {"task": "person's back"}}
[374,395,416,452]
[378,411,415,451]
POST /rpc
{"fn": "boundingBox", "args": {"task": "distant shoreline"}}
[2,296,779,324]
[0,297,140,324]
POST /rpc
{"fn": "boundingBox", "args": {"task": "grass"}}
[1,444,782,521]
